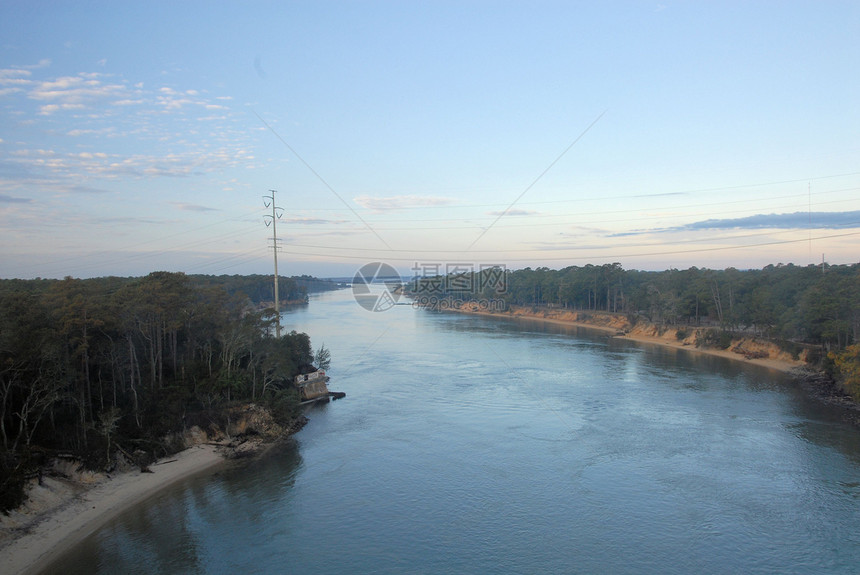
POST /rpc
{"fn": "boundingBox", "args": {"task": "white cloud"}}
[67,127,116,137]
[353,194,456,212]
[0,70,31,82]
[39,103,85,115]
[169,202,219,212]
[0,62,258,222]
[486,209,540,216]
[282,217,348,225]
[0,194,32,204]
[7,145,254,180]
[27,73,134,117]
[610,211,860,237]
[113,99,145,106]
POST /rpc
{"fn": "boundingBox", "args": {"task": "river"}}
[47,288,860,574]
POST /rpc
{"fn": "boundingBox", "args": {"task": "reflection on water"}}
[49,290,860,574]
[44,443,304,575]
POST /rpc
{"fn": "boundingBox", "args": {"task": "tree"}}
[315,344,332,371]
[830,344,860,401]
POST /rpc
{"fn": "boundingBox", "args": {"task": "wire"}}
[273,230,860,263]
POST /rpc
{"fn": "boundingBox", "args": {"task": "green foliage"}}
[266,388,303,426]
[830,344,860,401]
[188,274,339,306]
[315,344,332,371]
[695,329,734,350]
[408,262,859,349]
[0,272,326,512]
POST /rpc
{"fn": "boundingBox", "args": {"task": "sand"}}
[0,444,225,575]
[454,307,805,374]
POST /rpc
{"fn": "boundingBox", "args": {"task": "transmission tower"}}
[263,190,284,338]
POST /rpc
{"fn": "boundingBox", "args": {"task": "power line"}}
[253,110,393,250]
[273,230,860,263]
[465,110,606,251]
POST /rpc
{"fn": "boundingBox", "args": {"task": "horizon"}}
[2,3,859,280]
[2,258,851,284]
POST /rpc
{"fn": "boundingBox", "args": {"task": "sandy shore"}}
[533,315,800,372]
[455,307,805,374]
[0,444,225,575]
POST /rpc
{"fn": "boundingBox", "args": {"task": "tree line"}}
[0,272,333,511]
[411,262,860,396]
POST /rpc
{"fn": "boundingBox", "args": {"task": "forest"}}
[411,262,860,396]
[3,264,859,512]
[0,272,336,511]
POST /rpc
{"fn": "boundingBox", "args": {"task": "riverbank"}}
[456,304,860,419]
[451,303,860,427]
[0,444,226,575]
[453,304,808,374]
[0,403,308,575]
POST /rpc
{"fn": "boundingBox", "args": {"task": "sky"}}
[1,1,859,279]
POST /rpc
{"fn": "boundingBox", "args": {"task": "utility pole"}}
[263,190,284,338]
[808,181,812,265]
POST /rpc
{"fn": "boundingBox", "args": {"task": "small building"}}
[294,367,330,402]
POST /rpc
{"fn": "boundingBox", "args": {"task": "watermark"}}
[409,262,507,296]
[352,262,403,312]
[411,296,506,312]
[352,261,508,312]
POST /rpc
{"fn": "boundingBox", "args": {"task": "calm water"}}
[48,289,860,574]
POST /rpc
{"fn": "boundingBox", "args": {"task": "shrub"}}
[830,344,860,401]
[697,329,733,350]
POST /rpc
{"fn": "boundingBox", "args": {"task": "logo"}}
[352,262,402,312]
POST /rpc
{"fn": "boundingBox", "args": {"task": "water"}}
[48,290,860,574]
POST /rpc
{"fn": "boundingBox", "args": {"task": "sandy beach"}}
[532,315,800,372]
[452,306,806,374]
[0,444,225,575]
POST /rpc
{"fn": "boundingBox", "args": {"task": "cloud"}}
[486,208,539,216]
[67,128,115,137]
[8,68,233,126]
[65,184,111,194]
[282,217,347,225]
[6,146,254,180]
[30,74,130,107]
[684,211,860,230]
[0,62,255,208]
[0,68,32,83]
[170,202,219,212]
[632,191,687,198]
[613,211,860,237]
[0,194,32,204]
[353,194,455,212]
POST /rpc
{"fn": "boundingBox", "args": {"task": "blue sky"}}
[1,1,858,279]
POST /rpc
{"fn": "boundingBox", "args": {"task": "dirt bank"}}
[455,303,808,373]
[0,404,307,575]
[0,444,225,575]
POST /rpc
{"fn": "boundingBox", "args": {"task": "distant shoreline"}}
[444,304,805,374]
[0,445,226,575]
[449,304,860,426]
